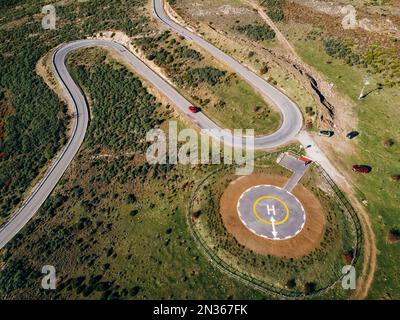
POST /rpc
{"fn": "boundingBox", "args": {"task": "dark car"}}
[346,131,359,139]
[352,165,372,174]
[188,105,200,113]
[319,130,334,137]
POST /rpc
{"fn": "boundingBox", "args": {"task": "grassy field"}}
[212,79,280,133]
[170,0,319,129]
[2,0,398,300]
[191,154,359,299]
[0,0,282,226]
[0,46,360,300]
[0,0,151,222]
[170,0,400,299]
[135,30,281,135]
[0,48,267,299]
[292,36,400,299]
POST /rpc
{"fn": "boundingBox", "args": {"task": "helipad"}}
[237,185,306,240]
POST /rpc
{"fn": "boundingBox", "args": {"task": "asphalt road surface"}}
[153,0,303,148]
[237,185,306,240]
[0,0,304,248]
[278,153,310,192]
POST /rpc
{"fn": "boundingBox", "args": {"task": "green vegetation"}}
[0,37,68,222]
[0,46,357,300]
[364,45,400,87]
[323,39,365,67]
[322,38,400,87]
[260,0,285,21]
[0,48,265,299]
[388,228,400,242]
[0,0,150,222]
[294,38,400,299]
[181,67,226,87]
[148,48,174,65]
[268,7,285,22]
[136,31,280,135]
[212,80,280,133]
[260,0,285,6]
[69,50,164,153]
[0,260,40,295]
[191,156,358,298]
[235,24,276,41]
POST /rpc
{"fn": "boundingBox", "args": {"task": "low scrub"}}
[235,24,276,41]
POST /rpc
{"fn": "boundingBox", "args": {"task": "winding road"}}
[0,0,308,249]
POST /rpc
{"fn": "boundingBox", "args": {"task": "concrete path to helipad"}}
[237,153,310,240]
[277,153,310,192]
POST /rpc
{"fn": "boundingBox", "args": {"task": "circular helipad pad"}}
[237,185,305,240]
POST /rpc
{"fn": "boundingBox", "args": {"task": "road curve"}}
[0,0,303,248]
[153,0,303,148]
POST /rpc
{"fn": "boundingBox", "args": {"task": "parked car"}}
[188,105,200,113]
[319,130,334,137]
[346,131,359,139]
[352,165,372,173]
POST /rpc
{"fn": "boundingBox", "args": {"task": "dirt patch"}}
[220,173,325,258]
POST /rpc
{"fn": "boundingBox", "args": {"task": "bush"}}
[174,45,202,60]
[181,67,226,87]
[261,0,285,7]
[260,64,269,75]
[129,209,139,217]
[342,250,354,264]
[0,260,39,296]
[304,282,317,295]
[388,229,400,242]
[147,48,174,65]
[286,278,296,289]
[130,286,141,296]
[235,24,275,41]
[126,193,136,204]
[268,7,284,21]
[389,175,400,182]
[323,39,363,66]
[383,138,395,147]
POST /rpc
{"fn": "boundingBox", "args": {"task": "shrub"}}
[389,175,400,182]
[126,193,136,204]
[147,48,174,65]
[323,39,363,66]
[260,64,269,75]
[342,250,354,264]
[268,7,284,21]
[235,24,275,41]
[261,0,285,7]
[181,67,226,87]
[383,138,395,147]
[286,278,296,289]
[130,209,139,217]
[388,228,400,242]
[304,282,317,295]
[130,286,141,296]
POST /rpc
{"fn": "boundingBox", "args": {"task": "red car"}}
[188,105,200,113]
[352,165,372,174]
